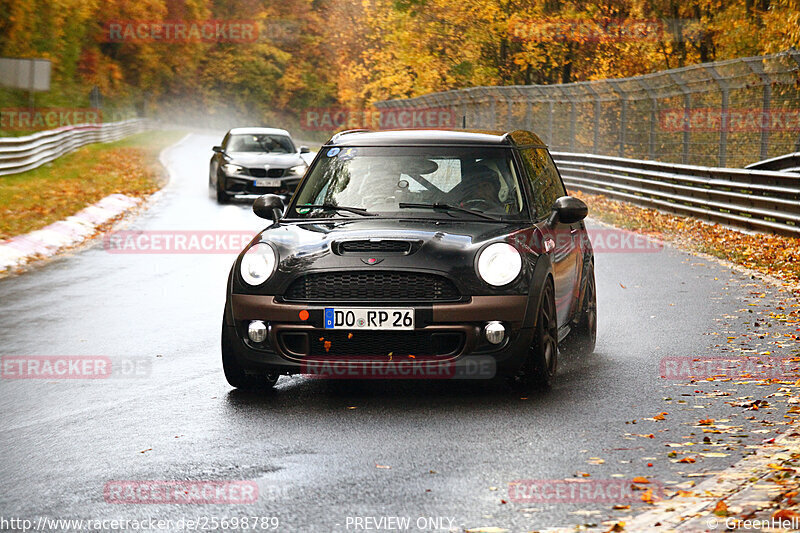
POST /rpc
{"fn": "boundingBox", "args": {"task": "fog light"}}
[485,321,505,344]
[248,320,267,343]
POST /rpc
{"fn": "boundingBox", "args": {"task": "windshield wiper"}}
[398,202,501,221]
[296,204,377,216]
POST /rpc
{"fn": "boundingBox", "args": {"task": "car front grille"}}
[248,168,286,178]
[306,330,464,357]
[339,240,412,254]
[284,271,460,302]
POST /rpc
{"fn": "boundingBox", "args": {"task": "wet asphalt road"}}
[1,133,797,532]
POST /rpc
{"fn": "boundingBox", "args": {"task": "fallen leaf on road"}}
[631,477,650,484]
[677,457,696,463]
[376,464,391,469]
[773,509,800,520]
[713,501,729,516]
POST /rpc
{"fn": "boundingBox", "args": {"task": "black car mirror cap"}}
[212,145,224,153]
[253,194,285,222]
[299,146,311,154]
[549,196,588,225]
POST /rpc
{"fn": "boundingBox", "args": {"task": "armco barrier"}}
[0,119,150,176]
[552,151,800,236]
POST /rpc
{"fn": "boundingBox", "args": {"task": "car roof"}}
[328,129,546,147]
[228,127,292,137]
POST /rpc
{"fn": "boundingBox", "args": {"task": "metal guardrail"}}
[0,119,150,176]
[745,152,800,173]
[552,152,800,236]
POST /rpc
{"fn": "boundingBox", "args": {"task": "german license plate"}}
[254,178,281,187]
[323,308,414,330]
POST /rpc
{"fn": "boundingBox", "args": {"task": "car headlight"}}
[240,243,278,286]
[287,163,307,176]
[477,243,522,286]
[222,163,246,176]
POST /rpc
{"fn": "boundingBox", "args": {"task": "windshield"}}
[227,134,295,153]
[289,146,527,220]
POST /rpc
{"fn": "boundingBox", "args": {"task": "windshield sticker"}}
[338,147,358,160]
[296,206,311,214]
[326,147,340,157]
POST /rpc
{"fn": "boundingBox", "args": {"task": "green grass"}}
[0,130,186,239]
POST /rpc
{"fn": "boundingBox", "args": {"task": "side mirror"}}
[212,146,223,153]
[550,196,588,225]
[299,146,311,154]
[253,194,285,222]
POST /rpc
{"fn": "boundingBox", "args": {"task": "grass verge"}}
[0,130,185,240]
[573,190,800,286]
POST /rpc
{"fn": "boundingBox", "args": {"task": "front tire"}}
[215,174,231,204]
[221,320,278,390]
[512,280,558,390]
[562,263,597,356]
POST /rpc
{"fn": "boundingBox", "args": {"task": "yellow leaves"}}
[698,418,715,426]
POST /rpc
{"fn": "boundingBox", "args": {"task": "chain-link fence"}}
[374,50,800,169]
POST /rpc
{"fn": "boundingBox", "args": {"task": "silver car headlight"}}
[240,243,277,286]
[287,163,307,176]
[222,163,246,176]
[477,242,522,286]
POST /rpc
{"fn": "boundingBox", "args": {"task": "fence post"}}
[489,92,497,130]
[609,81,627,157]
[507,95,514,130]
[547,100,555,147]
[637,78,659,160]
[745,59,773,161]
[706,65,729,167]
[525,99,533,131]
[584,83,600,154]
[667,71,691,164]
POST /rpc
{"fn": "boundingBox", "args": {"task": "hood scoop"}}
[335,239,416,255]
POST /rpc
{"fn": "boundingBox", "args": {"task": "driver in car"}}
[459,165,502,209]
